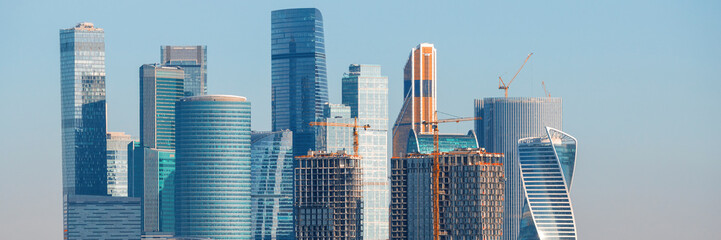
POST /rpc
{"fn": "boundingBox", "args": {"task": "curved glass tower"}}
[271,8,328,156]
[175,95,252,239]
[517,127,577,239]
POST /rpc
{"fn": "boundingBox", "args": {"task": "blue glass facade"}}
[175,95,252,240]
[250,130,294,240]
[60,22,107,196]
[517,127,577,239]
[406,130,479,155]
[271,8,328,157]
[341,64,390,240]
[474,98,562,240]
[317,103,354,154]
[161,45,207,96]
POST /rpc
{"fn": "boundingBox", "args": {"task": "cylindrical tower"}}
[474,97,562,240]
[174,95,251,239]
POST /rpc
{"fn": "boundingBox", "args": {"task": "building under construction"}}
[294,151,363,240]
[391,148,505,240]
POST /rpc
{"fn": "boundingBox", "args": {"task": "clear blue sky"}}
[1,0,719,239]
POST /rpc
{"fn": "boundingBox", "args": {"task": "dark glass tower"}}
[60,22,107,196]
[271,8,328,156]
[161,45,207,96]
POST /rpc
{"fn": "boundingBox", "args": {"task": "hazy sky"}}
[1,0,719,239]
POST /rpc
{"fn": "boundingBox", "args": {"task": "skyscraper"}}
[175,95,252,240]
[517,127,577,239]
[317,103,354,154]
[271,8,328,156]
[139,64,185,233]
[474,97,562,240]
[390,148,505,240]
[250,130,294,240]
[294,151,363,240]
[341,64,390,239]
[107,132,134,197]
[60,22,107,196]
[161,45,207,96]
[392,43,437,158]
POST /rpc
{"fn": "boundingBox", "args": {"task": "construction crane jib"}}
[421,112,483,240]
[498,53,533,98]
[309,118,377,156]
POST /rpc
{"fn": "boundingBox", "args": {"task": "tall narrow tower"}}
[271,8,328,157]
[60,22,107,196]
[392,43,437,157]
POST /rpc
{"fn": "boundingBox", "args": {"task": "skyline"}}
[1,1,720,239]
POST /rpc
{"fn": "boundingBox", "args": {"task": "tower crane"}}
[421,112,483,240]
[309,118,378,156]
[542,81,551,98]
[498,53,533,98]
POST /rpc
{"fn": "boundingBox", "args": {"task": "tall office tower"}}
[250,130,294,240]
[271,8,328,156]
[341,64,389,239]
[140,64,185,233]
[390,148,505,240]
[60,22,107,196]
[392,43,437,158]
[161,45,207,96]
[127,141,143,198]
[316,103,354,154]
[175,95,252,240]
[64,195,141,239]
[107,132,134,197]
[294,151,362,240]
[474,97,562,240]
[517,127,577,239]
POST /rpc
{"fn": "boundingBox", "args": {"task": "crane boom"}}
[498,53,533,98]
[542,81,551,98]
[309,118,374,155]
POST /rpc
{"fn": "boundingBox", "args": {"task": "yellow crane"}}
[499,53,533,98]
[421,112,483,240]
[309,118,373,155]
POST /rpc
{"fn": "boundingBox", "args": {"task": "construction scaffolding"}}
[294,151,363,240]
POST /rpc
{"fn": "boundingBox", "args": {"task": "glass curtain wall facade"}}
[60,22,107,196]
[139,64,185,233]
[161,45,207,96]
[406,130,479,155]
[316,103,354,154]
[175,95,252,240]
[107,132,134,197]
[392,43,437,158]
[517,127,577,239]
[250,130,295,240]
[271,8,328,157]
[474,97,562,240]
[341,64,389,240]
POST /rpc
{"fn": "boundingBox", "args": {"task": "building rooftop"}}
[179,95,247,102]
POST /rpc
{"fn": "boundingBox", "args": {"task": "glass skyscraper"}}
[175,95,252,240]
[474,97,562,240]
[271,8,328,157]
[250,130,294,240]
[517,127,577,239]
[107,132,134,197]
[161,45,207,96]
[341,64,389,240]
[139,64,185,233]
[64,195,141,240]
[317,103,354,154]
[392,43,437,158]
[60,22,107,196]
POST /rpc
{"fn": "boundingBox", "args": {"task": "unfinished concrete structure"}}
[294,151,363,240]
[391,148,505,240]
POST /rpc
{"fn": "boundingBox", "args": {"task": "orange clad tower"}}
[392,43,438,157]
